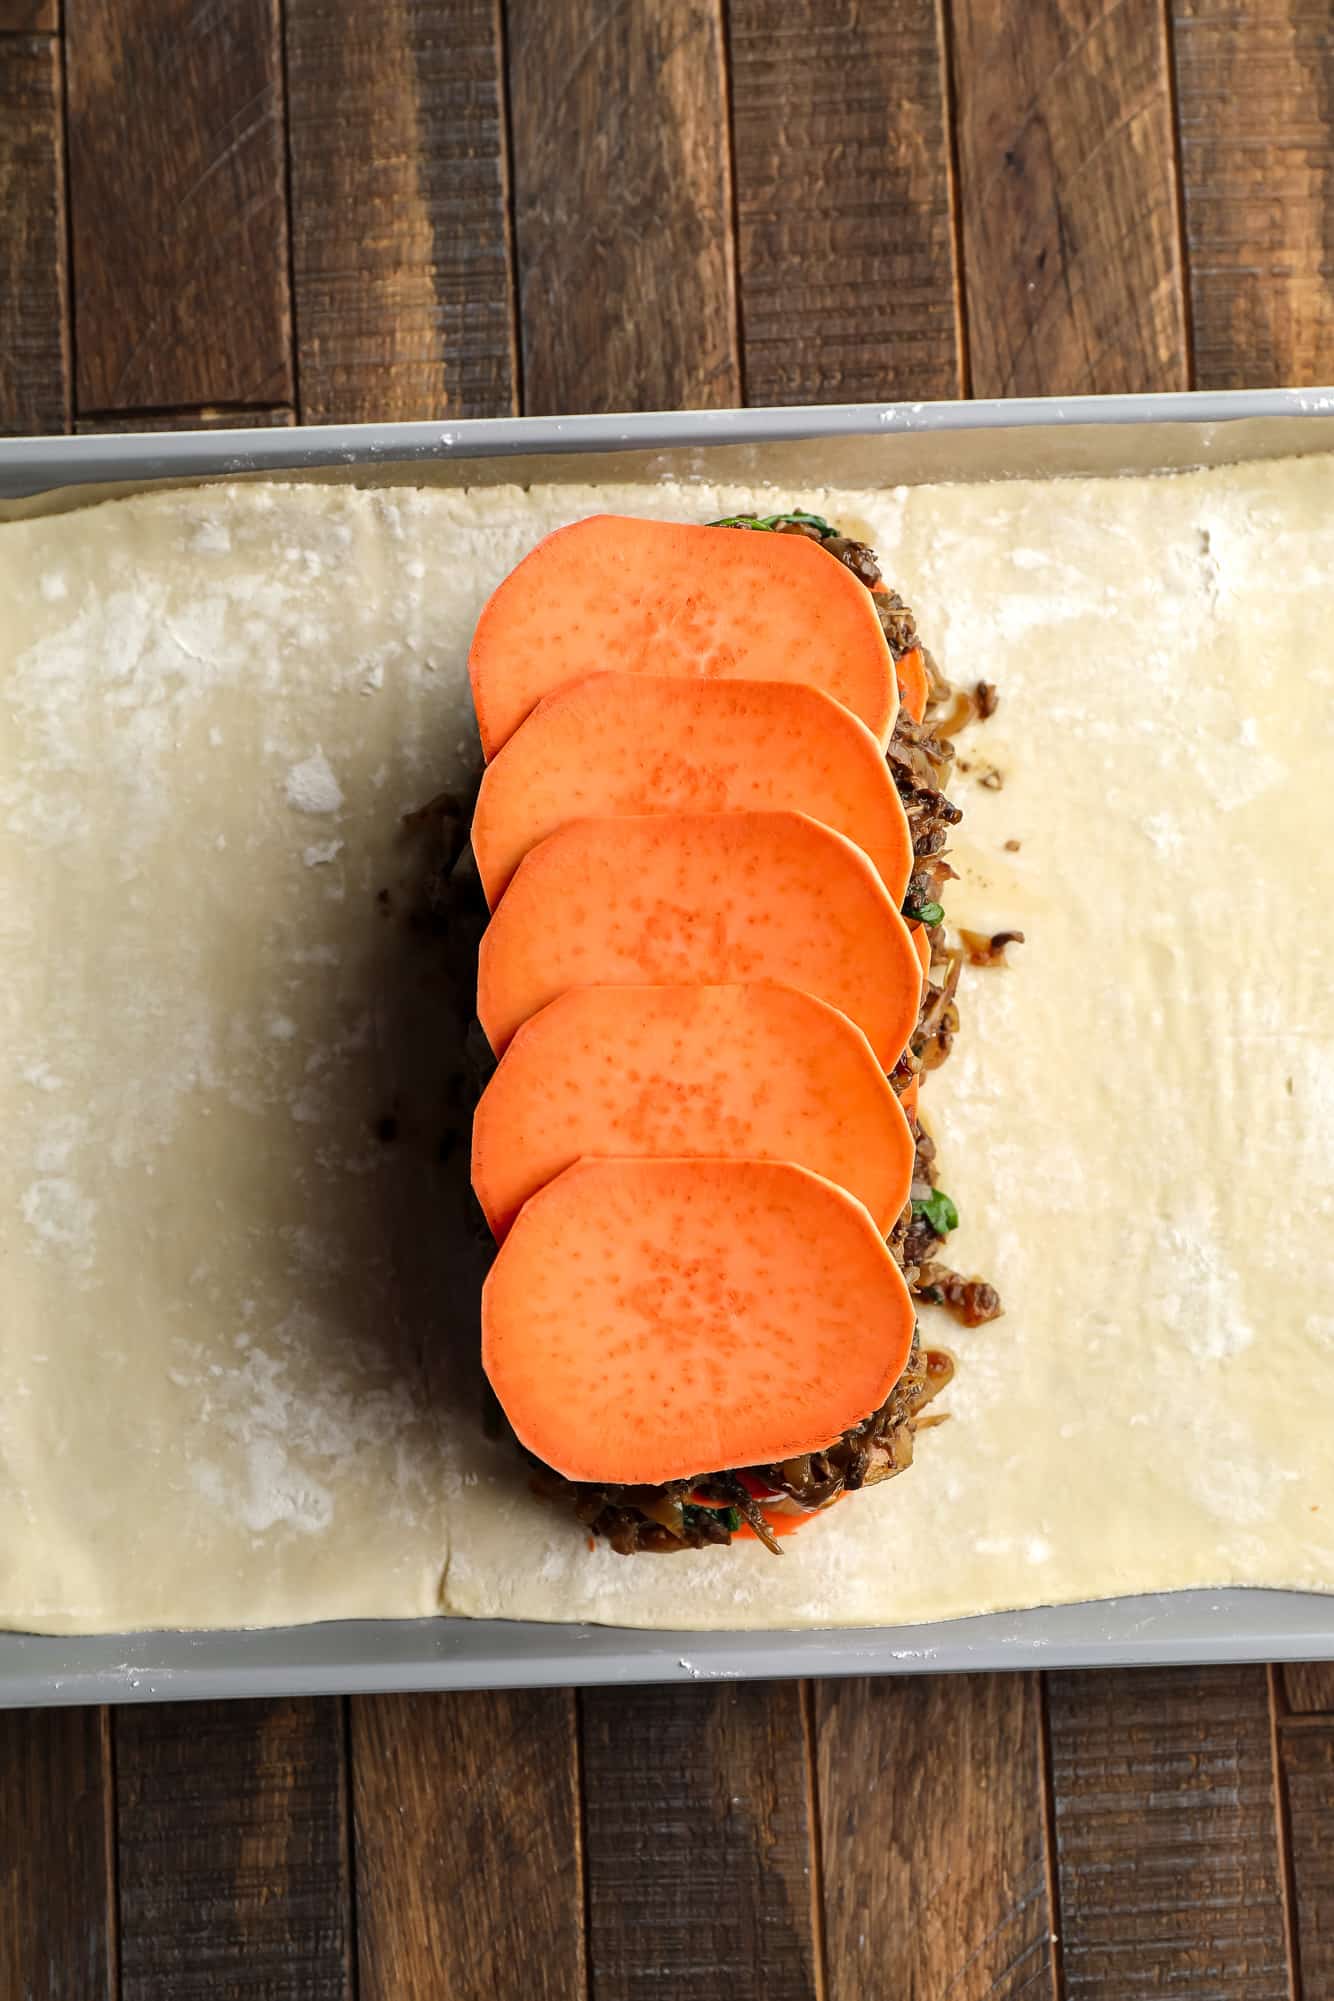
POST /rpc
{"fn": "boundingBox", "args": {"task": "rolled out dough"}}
[1,460,1331,1634]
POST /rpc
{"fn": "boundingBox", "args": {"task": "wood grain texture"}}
[1284,1661,1334,1714]
[286,0,516,424]
[115,1698,351,2001]
[0,32,69,433]
[352,1690,584,2001]
[65,0,291,412]
[950,0,1188,395]
[507,0,739,414]
[1280,1721,1334,1998]
[0,1706,115,2001]
[1047,1666,1288,1997]
[581,1682,818,2001]
[0,0,58,29]
[728,0,960,405]
[815,1673,1053,2001]
[1174,0,1334,388]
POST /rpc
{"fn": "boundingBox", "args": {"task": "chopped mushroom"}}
[960,927,1026,968]
[872,588,918,658]
[916,1263,1004,1328]
[820,535,881,590]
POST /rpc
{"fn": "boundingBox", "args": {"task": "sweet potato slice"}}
[895,645,929,724]
[468,515,897,756]
[871,581,928,722]
[472,983,915,1240]
[475,809,923,1065]
[481,1158,917,1485]
[471,673,914,906]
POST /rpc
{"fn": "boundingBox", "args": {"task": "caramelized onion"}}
[931,688,980,739]
[914,948,964,1069]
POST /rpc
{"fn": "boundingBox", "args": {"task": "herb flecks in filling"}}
[707,509,841,539]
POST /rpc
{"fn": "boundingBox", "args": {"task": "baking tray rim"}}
[1,1592,1332,1709]
[5,384,1334,491]
[2,388,1332,1704]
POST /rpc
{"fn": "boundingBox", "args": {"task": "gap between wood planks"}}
[76,403,296,430]
[1268,1664,1304,2001]
[799,1680,830,2001]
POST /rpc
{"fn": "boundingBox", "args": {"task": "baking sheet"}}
[3,391,1333,1702]
[5,1591,1334,1709]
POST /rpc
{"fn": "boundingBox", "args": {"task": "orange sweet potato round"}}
[471,673,913,906]
[475,809,923,1066]
[482,1157,917,1485]
[472,982,915,1240]
[468,515,897,755]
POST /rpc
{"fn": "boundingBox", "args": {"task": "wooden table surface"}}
[3,3,1334,1995]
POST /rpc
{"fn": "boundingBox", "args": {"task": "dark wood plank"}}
[286,0,516,424]
[0,32,69,434]
[815,1673,1053,2000]
[581,1681,817,2001]
[728,0,960,406]
[352,1690,584,2001]
[950,0,1188,396]
[1046,1666,1288,1997]
[0,1706,115,2001]
[1280,1720,1334,1998]
[115,1697,351,2001]
[0,0,58,29]
[1284,1661,1334,1714]
[1174,0,1334,389]
[77,404,296,431]
[507,0,739,414]
[65,0,291,413]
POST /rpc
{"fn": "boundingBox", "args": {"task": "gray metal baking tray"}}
[3,389,1333,1707]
